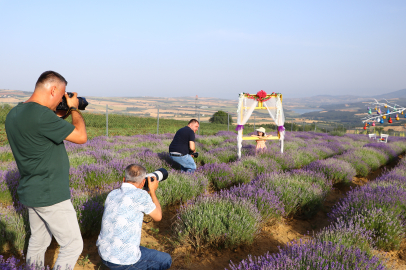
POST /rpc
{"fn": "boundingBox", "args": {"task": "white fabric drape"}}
[263,94,285,141]
[237,94,258,159]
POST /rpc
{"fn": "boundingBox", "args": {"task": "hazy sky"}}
[1,1,405,99]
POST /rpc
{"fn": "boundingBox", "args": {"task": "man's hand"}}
[66,92,79,108]
[56,93,80,119]
[147,176,159,194]
[64,92,87,144]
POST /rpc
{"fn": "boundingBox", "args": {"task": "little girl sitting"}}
[251,127,271,150]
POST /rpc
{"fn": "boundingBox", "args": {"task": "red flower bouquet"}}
[257,90,267,99]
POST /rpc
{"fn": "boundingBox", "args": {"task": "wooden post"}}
[106,104,108,137]
[227,112,229,131]
[157,108,159,135]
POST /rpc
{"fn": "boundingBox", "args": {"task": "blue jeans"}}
[170,154,196,173]
[101,246,172,270]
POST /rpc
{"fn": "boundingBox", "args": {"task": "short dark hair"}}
[124,164,146,183]
[35,71,68,88]
[188,119,199,125]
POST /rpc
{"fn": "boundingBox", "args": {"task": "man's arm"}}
[65,111,87,144]
[147,177,162,221]
[189,141,196,152]
[64,92,87,144]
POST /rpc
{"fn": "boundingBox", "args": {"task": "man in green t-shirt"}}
[5,71,87,270]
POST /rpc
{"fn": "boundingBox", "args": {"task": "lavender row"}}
[329,157,406,251]
[304,140,406,182]
[173,170,332,250]
[228,239,386,270]
[228,141,406,269]
[0,132,405,256]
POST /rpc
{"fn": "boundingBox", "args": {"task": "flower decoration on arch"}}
[243,90,278,102]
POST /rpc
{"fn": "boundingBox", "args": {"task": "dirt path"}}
[12,155,406,269]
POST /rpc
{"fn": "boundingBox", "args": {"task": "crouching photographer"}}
[168,119,199,173]
[96,164,172,270]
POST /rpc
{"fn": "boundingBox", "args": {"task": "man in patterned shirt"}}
[97,164,172,270]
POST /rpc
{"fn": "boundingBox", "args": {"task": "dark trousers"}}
[101,246,172,270]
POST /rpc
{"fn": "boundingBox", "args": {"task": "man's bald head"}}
[35,71,68,90]
[124,164,147,184]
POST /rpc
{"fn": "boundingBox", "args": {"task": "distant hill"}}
[374,88,406,99]
[2,88,406,126]
[285,94,367,107]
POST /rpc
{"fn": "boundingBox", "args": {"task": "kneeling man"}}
[169,119,199,173]
[97,164,172,270]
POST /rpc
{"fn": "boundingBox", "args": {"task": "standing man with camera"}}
[97,164,172,270]
[5,71,87,270]
[169,119,199,173]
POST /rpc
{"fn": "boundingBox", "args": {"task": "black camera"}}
[143,168,169,192]
[56,92,88,111]
[190,152,199,158]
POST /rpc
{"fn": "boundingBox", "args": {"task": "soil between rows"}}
[12,155,406,269]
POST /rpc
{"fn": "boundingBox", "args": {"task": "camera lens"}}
[143,168,169,191]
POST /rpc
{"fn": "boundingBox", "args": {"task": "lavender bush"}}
[363,142,400,159]
[336,150,371,176]
[0,207,29,253]
[194,152,220,166]
[229,162,255,185]
[315,218,375,255]
[288,148,320,168]
[254,170,332,217]
[206,147,237,163]
[228,239,386,270]
[329,185,406,250]
[220,182,285,222]
[156,170,209,208]
[173,194,261,250]
[0,145,14,163]
[304,158,356,184]
[197,163,235,190]
[240,156,281,176]
[71,190,107,235]
[358,147,389,170]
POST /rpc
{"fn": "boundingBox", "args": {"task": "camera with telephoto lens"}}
[56,92,89,111]
[143,168,169,192]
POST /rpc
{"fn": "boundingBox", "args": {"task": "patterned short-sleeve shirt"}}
[96,183,156,265]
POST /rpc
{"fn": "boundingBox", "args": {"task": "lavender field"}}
[1,131,406,269]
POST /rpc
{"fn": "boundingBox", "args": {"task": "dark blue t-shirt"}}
[169,126,195,155]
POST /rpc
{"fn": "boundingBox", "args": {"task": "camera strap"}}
[62,107,84,120]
